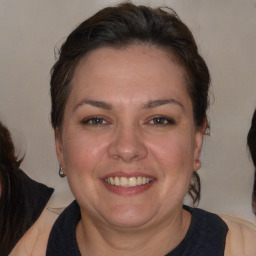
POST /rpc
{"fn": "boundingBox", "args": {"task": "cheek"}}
[62,132,109,175]
[148,132,195,171]
[147,132,195,204]
[62,133,110,203]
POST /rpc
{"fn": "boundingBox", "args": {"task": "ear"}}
[193,121,207,171]
[55,128,64,169]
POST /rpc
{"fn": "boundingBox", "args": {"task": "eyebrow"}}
[143,99,184,110]
[73,98,184,112]
[73,99,112,112]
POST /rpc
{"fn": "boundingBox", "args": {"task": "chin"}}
[102,204,156,228]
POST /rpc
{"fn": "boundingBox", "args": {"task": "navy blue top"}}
[47,201,228,256]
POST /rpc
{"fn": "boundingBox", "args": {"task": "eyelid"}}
[146,115,176,125]
[80,115,110,125]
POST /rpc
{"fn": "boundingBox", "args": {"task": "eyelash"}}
[147,116,176,126]
[81,116,108,126]
[80,115,176,127]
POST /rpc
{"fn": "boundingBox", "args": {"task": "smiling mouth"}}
[104,176,153,187]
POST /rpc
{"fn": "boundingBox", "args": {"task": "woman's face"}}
[56,44,204,228]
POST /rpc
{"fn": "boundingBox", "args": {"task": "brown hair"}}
[247,109,256,215]
[50,3,211,205]
[0,122,25,255]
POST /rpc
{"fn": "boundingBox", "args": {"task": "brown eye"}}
[81,116,107,125]
[149,116,175,125]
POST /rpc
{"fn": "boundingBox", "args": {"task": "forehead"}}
[69,44,191,106]
[77,44,185,77]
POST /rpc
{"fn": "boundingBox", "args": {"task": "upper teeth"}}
[104,176,153,187]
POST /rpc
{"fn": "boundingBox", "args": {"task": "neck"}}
[76,208,191,256]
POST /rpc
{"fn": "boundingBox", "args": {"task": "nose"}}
[107,124,148,163]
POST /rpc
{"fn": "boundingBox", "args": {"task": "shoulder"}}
[9,203,63,256]
[220,215,256,256]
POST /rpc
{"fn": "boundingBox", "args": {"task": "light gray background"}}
[0,0,255,222]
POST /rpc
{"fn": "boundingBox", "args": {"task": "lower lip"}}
[102,180,155,196]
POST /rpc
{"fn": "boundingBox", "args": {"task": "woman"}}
[248,109,256,215]
[0,121,55,255]
[12,3,256,256]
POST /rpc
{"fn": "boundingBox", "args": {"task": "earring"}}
[195,159,201,166]
[193,159,201,171]
[59,166,66,178]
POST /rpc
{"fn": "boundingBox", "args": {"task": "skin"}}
[55,44,205,255]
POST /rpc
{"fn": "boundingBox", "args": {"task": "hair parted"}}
[50,2,211,205]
